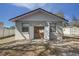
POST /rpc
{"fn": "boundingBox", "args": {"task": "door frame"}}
[34,25,44,39]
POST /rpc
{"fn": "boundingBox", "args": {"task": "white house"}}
[10,8,68,42]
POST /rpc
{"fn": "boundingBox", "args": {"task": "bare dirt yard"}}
[0,36,79,56]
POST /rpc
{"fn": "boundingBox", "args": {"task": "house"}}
[0,22,4,28]
[10,8,68,42]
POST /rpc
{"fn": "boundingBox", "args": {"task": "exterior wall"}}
[56,24,63,41]
[44,26,50,40]
[15,21,63,42]
[29,26,34,40]
[50,22,63,41]
[15,22,25,40]
[15,21,50,40]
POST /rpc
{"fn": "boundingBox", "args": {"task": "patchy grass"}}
[0,36,15,44]
[0,36,79,56]
[0,35,14,39]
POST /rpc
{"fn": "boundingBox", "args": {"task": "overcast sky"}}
[0,3,79,27]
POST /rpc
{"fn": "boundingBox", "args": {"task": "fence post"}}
[8,28,11,36]
[3,28,5,38]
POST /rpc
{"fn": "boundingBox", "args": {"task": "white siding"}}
[18,12,63,22]
[29,26,34,40]
[15,22,24,40]
[44,26,49,40]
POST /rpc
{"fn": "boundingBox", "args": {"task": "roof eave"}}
[9,8,69,22]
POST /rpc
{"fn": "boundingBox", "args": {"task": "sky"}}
[0,3,79,27]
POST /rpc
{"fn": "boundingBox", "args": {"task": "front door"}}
[34,26,44,39]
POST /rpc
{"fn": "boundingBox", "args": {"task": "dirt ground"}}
[0,36,79,56]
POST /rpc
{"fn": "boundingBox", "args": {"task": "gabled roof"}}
[9,8,68,22]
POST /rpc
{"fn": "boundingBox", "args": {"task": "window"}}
[22,27,29,32]
[50,23,56,32]
[22,23,29,32]
[50,26,56,32]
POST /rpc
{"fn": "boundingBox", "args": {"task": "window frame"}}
[22,23,29,32]
[50,23,56,32]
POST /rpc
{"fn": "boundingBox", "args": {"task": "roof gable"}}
[9,8,68,22]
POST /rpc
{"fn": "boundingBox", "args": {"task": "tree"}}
[55,12,69,27]
[10,26,15,29]
[70,16,79,27]
[55,12,64,18]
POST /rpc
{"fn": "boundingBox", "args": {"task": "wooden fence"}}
[63,27,79,37]
[0,28,15,38]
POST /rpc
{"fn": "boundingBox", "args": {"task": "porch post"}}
[44,23,50,41]
[29,25,34,40]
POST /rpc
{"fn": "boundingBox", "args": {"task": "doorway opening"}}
[34,26,44,39]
